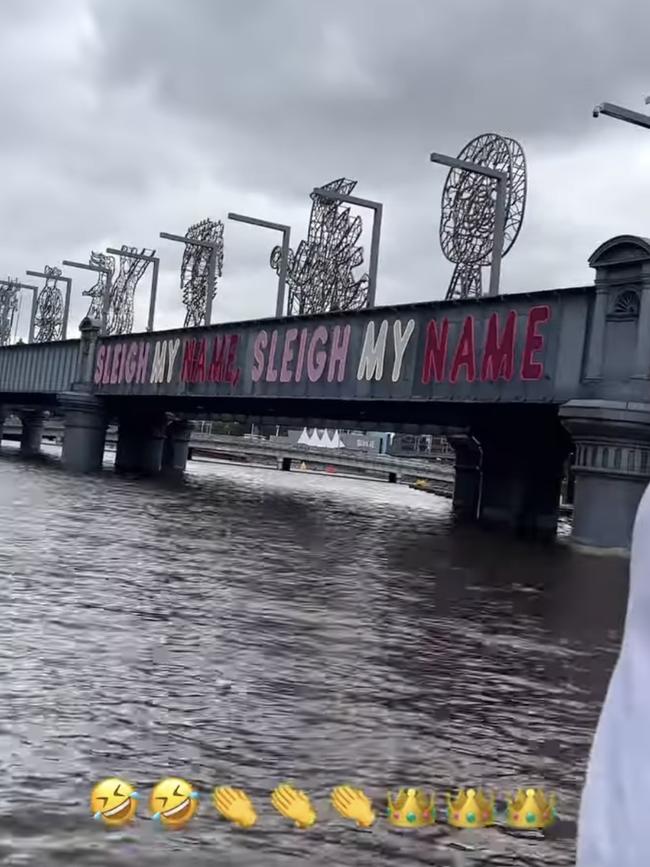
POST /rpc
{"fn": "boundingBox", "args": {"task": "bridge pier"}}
[560,400,650,552]
[59,393,108,473]
[115,413,167,475]
[162,418,194,476]
[19,409,44,458]
[447,433,482,520]
[278,456,292,472]
[474,417,569,540]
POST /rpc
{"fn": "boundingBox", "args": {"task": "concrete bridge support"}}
[278,456,292,472]
[448,433,482,520]
[59,393,107,473]
[474,417,569,541]
[161,418,194,476]
[115,413,167,475]
[19,409,44,458]
[560,400,650,552]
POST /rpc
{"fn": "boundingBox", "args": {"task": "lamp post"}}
[593,100,650,130]
[430,152,507,298]
[106,247,159,332]
[160,229,220,326]
[311,187,383,308]
[62,259,112,335]
[227,212,291,317]
[26,270,73,339]
[0,279,39,342]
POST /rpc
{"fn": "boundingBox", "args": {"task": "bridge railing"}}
[0,340,80,394]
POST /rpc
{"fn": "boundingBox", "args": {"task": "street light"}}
[106,247,159,332]
[593,100,650,130]
[0,279,39,342]
[430,152,507,298]
[26,269,73,339]
[227,212,291,317]
[159,229,220,326]
[62,259,112,335]
[311,187,383,308]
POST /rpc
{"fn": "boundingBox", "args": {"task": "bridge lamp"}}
[0,279,39,343]
[62,259,112,335]
[106,247,159,332]
[592,99,650,130]
[159,229,220,326]
[311,187,383,308]
[227,213,291,317]
[429,152,507,298]
[26,270,73,340]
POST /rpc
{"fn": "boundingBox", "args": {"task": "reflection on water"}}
[3,446,628,866]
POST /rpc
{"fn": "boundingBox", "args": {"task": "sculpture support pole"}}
[593,101,650,129]
[312,188,383,308]
[27,287,38,343]
[205,243,216,327]
[227,213,292,317]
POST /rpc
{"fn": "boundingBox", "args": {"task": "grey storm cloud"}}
[1,0,650,337]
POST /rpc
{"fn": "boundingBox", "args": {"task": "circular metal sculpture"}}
[0,278,19,346]
[181,218,224,328]
[34,265,64,342]
[271,178,369,315]
[440,133,527,300]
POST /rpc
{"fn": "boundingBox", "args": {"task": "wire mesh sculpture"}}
[34,266,64,342]
[108,246,155,335]
[270,178,369,315]
[0,278,20,346]
[439,133,527,300]
[180,218,224,327]
[83,251,115,325]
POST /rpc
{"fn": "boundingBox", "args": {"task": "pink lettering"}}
[94,346,106,384]
[117,342,128,383]
[194,338,207,383]
[225,334,240,385]
[280,328,298,383]
[125,342,138,384]
[251,331,268,383]
[266,330,279,383]
[110,344,122,384]
[135,342,149,384]
[295,328,308,382]
[327,324,350,383]
[307,326,328,383]
[101,345,112,384]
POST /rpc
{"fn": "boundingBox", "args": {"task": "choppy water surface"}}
[3,448,628,866]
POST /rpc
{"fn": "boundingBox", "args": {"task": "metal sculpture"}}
[271,178,369,315]
[180,218,224,327]
[0,278,20,346]
[439,133,527,300]
[34,266,64,342]
[83,251,115,323]
[108,246,155,335]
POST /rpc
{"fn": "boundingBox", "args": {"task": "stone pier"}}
[19,409,44,457]
[59,392,107,473]
[162,418,194,476]
[115,413,168,475]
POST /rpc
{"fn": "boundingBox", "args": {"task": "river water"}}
[3,446,628,866]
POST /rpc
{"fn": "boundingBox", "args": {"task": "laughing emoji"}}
[91,777,139,827]
[150,777,199,829]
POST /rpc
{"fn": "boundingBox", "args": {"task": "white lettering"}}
[357,320,388,381]
[392,318,415,382]
[166,338,180,383]
[150,340,167,384]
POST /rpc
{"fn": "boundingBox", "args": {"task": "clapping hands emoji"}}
[270,783,317,829]
[212,786,258,829]
[331,785,376,828]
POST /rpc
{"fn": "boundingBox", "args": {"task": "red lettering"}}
[251,331,267,383]
[193,338,207,383]
[521,305,550,381]
[209,335,225,382]
[327,324,350,383]
[181,339,196,383]
[421,318,449,384]
[93,346,106,384]
[449,316,476,384]
[225,334,240,385]
[480,311,516,382]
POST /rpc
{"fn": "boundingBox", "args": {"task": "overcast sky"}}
[2,0,650,339]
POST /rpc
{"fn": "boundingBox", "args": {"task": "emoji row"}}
[91,779,558,831]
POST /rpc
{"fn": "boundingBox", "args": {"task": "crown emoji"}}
[505,788,557,830]
[387,788,436,828]
[446,788,495,828]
